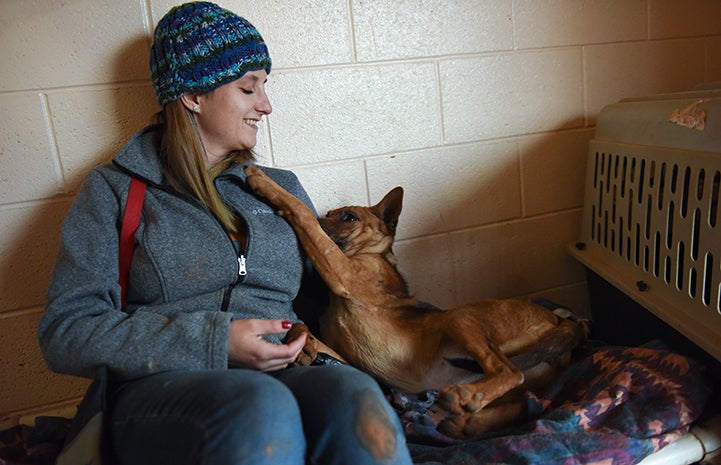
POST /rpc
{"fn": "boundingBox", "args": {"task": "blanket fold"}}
[390,341,713,465]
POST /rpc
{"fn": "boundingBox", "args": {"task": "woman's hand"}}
[228,319,307,371]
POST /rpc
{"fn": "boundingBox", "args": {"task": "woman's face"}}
[191,69,272,166]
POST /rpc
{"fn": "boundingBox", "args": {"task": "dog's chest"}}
[321,303,414,371]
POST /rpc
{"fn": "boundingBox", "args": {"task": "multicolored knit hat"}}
[150,1,272,107]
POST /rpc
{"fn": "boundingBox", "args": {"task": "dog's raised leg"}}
[244,167,352,364]
[244,166,355,299]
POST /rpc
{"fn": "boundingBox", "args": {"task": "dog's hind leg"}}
[436,330,525,412]
[436,318,587,438]
[434,343,524,438]
[508,319,586,373]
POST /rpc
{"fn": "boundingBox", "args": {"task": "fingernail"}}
[281,320,292,330]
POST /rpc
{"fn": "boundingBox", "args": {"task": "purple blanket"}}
[390,342,713,465]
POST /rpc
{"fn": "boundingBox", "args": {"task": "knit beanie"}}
[150,1,272,107]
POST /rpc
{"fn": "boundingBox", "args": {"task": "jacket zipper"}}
[221,221,248,313]
[112,163,248,313]
[221,248,244,313]
[238,255,247,275]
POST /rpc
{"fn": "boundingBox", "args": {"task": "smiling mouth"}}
[244,119,259,128]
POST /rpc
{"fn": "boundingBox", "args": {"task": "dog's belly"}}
[339,326,484,393]
[320,299,567,393]
[415,347,486,391]
[447,301,560,354]
[373,352,484,393]
[321,308,450,392]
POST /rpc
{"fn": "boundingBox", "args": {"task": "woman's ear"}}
[180,93,201,113]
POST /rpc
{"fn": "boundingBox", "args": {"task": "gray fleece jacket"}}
[39,125,318,381]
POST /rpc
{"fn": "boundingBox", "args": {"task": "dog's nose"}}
[334,239,347,250]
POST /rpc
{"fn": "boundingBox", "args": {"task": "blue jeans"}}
[109,364,413,465]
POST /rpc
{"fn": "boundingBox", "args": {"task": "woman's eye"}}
[241,88,254,95]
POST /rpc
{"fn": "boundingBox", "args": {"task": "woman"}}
[38,2,413,464]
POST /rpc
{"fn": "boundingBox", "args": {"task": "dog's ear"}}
[374,187,403,234]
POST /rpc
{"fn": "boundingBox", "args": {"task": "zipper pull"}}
[238,255,247,276]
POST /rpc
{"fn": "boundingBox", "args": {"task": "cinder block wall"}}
[2,0,720,422]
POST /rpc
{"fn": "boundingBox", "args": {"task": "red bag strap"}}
[118,177,147,308]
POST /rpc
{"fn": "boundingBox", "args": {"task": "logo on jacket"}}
[252,206,274,215]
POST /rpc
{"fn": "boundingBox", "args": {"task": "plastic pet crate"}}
[568,87,721,363]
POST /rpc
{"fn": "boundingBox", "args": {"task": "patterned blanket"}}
[390,341,713,465]
[0,345,712,465]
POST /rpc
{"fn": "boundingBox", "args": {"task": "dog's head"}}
[319,187,404,258]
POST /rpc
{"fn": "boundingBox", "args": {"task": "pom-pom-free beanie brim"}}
[150,1,272,106]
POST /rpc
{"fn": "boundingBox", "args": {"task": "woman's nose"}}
[257,93,272,115]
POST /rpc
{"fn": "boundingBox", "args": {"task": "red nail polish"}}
[282,320,292,330]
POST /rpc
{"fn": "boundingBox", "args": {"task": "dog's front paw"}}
[431,401,524,439]
[431,389,527,439]
[432,385,485,438]
[434,411,469,439]
[244,166,294,216]
[428,398,474,439]
[244,165,273,194]
[286,323,319,367]
[438,385,485,414]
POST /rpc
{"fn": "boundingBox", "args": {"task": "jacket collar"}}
[112,125,254,187]
[112,125,166,185]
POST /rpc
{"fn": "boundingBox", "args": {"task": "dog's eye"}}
[341,212,358,222]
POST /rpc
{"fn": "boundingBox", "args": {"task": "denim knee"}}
[276,365,413,465]
[205,370,305,464]
[110,370,306,465]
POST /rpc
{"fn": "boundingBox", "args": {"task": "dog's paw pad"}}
[438,385,484,414]
[292,353,314,367]
[437,388,461,413]
[464,392,485,413]
[437,415,467,439]
[438,386,457,401]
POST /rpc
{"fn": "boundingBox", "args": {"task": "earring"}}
[192,104,200,113]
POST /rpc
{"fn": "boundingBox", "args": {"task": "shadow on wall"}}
[62,36,158,194]
[393,120,591,312]
[0,35,156,418]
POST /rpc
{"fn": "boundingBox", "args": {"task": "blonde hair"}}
[157,100,255,232]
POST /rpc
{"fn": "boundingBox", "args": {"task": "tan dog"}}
[245,166,586,438]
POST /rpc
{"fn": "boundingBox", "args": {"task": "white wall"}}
[2,0,720,420]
